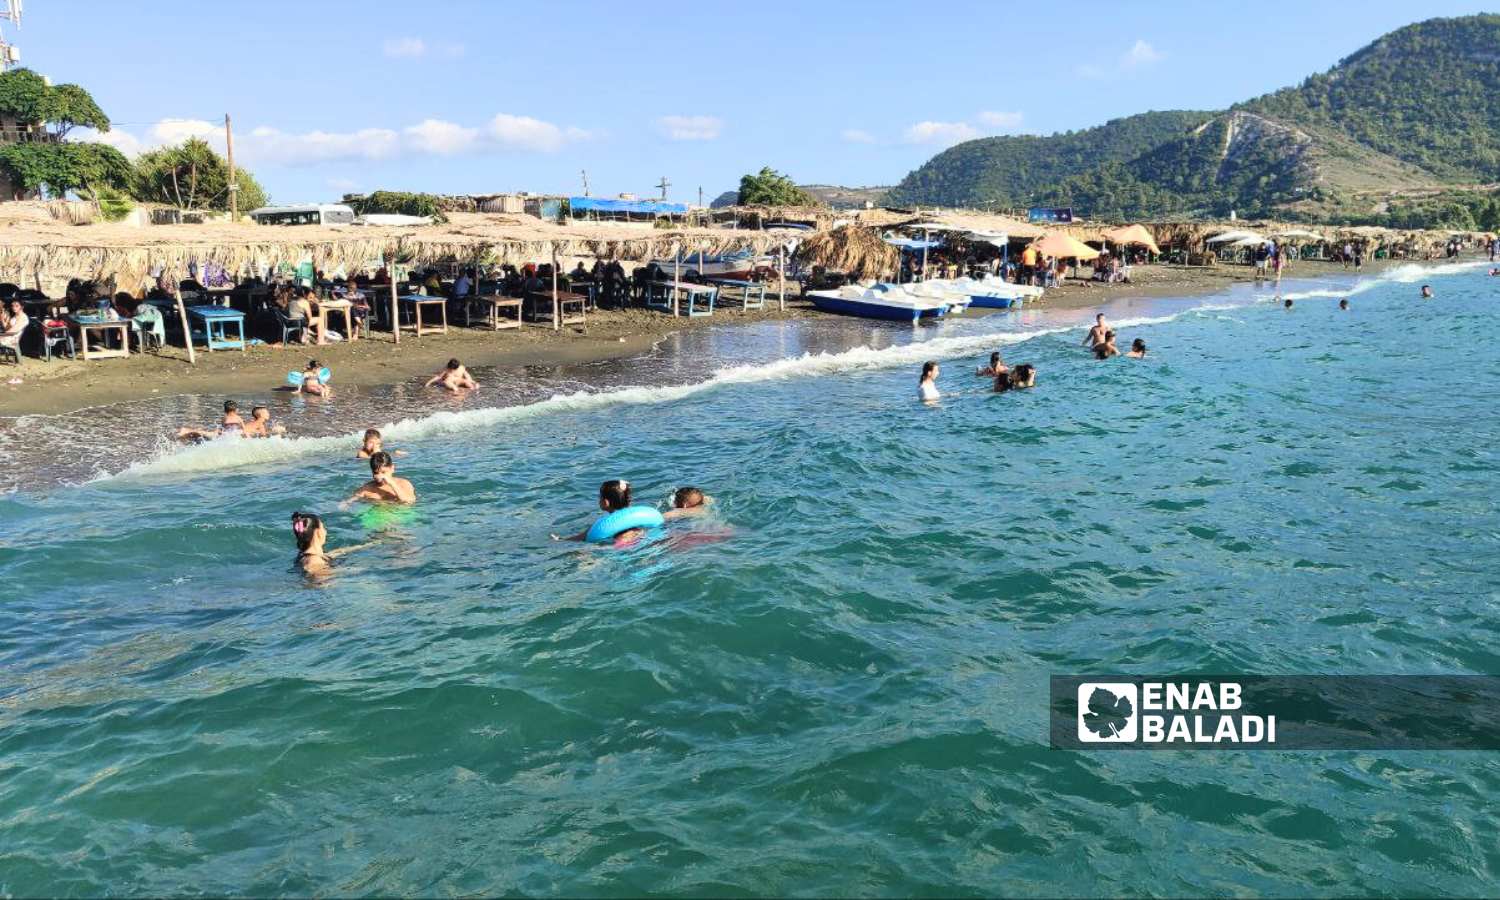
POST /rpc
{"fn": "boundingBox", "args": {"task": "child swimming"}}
[175,399,245,442]
[240,405,286,438]
[356,428,407,459]
[298,359,333,398]
[1125,339,1147,358]
[553,479,653,543]
[425,358,479,393]
[345,451,416,505]
[290,511,376,577]
[976,352,1008,378]
[919,361,940,402]
[662,486,712,520]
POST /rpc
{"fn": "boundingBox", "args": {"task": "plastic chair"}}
[41,321,75,360]
[273,306,307,344]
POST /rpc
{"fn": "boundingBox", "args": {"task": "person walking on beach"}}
[345,451,416,506]
[1342,242,1353,269]
[1083,314,1108,350]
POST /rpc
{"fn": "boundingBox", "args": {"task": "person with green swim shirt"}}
[343,451,416,507]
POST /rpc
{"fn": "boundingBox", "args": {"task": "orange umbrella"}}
[1029,232,1100,261]
[1101,224,1161,255]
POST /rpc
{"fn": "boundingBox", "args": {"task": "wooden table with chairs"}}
[398,294,448,336]
[524,291,587,327]
[69,315,131,361]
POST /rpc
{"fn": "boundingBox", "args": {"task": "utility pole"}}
[697,186,703,207]
[656,176,671,201]
[581,169,590,197]
[225,114,238,221]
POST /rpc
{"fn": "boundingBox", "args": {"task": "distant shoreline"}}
[0,256,1433,418]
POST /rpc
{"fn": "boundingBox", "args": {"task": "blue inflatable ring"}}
[586,506,665,542]
[287,367,333,387]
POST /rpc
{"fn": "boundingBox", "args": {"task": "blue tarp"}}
[884,238,944,251]
[570,197,690,215]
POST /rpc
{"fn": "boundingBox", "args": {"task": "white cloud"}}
[840,128,877,144]
[1122,39,1163,68]
[903,120,981,146]
[656,115,723,141]
[1080,39,1164,78]
[383,37,426,58]
[327,177,358,192]
[81,114,591,166]
[976,110,1024,130]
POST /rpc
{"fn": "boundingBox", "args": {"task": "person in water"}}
[298,359,332,398]
[176,399,245,442]
[976,352,1008,378]
[425,358,479,393]
[1284,298,1294,310]
[1083,313,1108,349]
[1420,285,1433,299]
[553,478,643,542]
[1126,338,1147,358]
[1010,364,1036,388]
[356,428,407,459]
[918,361,941,402]
[663,486,711,520]
[290,511,376,577]
[1339,298,1350,310]
[241,405,285,438]
[346,451,416,505]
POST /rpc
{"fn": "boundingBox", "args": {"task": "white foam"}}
[1280,258,1488,300]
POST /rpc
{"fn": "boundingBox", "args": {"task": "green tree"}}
[737,167,820,206]
[42,83,110,138]
[132,137,267,211]
[0,141,131,199]
[0,68,51,126]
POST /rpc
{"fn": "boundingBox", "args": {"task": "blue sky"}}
[25,0,1495,204]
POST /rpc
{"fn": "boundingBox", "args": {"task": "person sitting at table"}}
[288,288,319,344]
[131,301,164,351]
[422,270,444,295]
[339,282,369,336]
[425,357,479,393]
[570,262,590,284]
[0,298,27,354]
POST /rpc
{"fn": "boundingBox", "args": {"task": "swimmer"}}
[425,358,479,393]
[290,511,377,577]
[298,359,332,398]
[976,351,1008,378]
[1490,268,1499,276]
[1338,298,1350,311]
[553,478,638,542]
[176,399,244,442]
[241,405,285,438]
[1083,313,1108,349]
[1284,298,1294,309]
[662,486,712,521]
[919,360,940,402]
[344,451,416,506]
[356,428,407,459]
[1010,363,1037,388]
[1420,285,1433,299]
[1126,338,1147,358]
[1092,330,1120,359]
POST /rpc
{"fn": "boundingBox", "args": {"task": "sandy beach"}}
[0,257,1393,417]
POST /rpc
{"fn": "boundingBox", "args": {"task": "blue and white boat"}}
[937,276,1044,309]
[807,286,951,322]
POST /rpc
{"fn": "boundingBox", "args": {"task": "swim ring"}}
[287,367,333,387]
[585,506,665,542]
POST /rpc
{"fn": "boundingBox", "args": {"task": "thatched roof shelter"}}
[0,203,799,290]
[796,224,898,279]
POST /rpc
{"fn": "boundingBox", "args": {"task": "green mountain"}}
[883,110,1213,208]
[886,14,1500,227]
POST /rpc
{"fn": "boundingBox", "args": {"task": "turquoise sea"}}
[2,261,1498,896]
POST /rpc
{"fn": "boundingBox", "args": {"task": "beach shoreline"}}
[0,257,1412,417]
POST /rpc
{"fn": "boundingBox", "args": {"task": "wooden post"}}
[175,292,196,365]
[777,245,786,311]
[389,260,400,344]
[551,245,560,330]
[224,114,238,222]
[673,248,681,317]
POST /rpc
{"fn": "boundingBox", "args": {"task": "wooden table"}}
[185,305,246,351]
[707,278,767,310]
[475,294,523,330]
[71,317,131,360]
[524,291,587,327]
[647,280,717,317]
[398,294,448,335]
[316,299,356,343]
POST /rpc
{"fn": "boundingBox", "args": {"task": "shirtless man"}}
[345,451,416,505]
[1083,313,1108,350]
[1092,331,1120,359]
[1420,285,1433,299]
[425,358,479,393]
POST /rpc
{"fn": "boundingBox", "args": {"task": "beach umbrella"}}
[1101,224,1161,255]
[1206,230,1261,244]
[1029,232,1100,261]
[1274,228,1324,241]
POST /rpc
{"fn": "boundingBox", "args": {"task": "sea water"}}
[1,262,1498,895]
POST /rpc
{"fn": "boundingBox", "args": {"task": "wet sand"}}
[0,258,1389,417]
